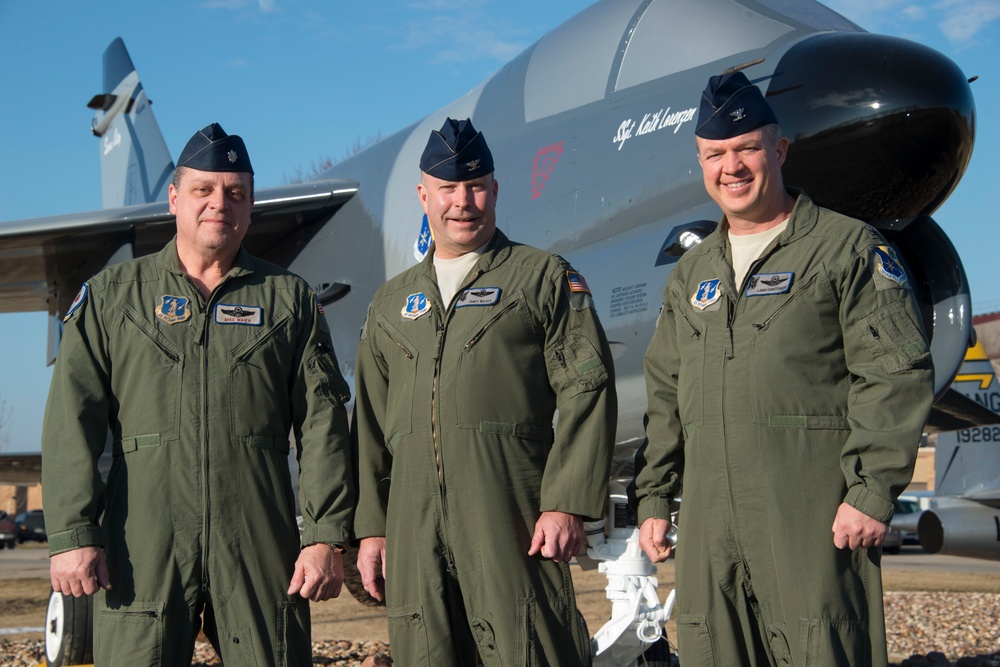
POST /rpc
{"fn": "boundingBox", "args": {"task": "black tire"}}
[45,589,94,667]
[6,540,13,550]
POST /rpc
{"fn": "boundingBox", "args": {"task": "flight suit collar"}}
[700,189,820,303]
[417,228,514,281]
[156,236,256,280]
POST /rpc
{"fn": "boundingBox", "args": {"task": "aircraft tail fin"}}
[934,334,1000,499]
[88,37,174,208]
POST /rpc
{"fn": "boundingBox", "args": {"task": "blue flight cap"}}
[419,117,494,181]
[695,71,778,140]
[176,123,254,174]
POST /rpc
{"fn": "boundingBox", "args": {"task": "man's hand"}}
[832,502,889,550]
[50,547,111,597]
[357,537,387,602]
[287,543,344,602]
[638,517,673,563]
[527,511,582,562]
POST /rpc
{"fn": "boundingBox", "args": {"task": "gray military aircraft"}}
[0,0,993,664]
[914,335,1000,562]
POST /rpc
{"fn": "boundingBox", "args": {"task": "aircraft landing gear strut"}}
[582,482,678,667]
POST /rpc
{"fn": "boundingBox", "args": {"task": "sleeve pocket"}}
[309,352,352,407]
[547,328,609,398]
[855,300,930,374]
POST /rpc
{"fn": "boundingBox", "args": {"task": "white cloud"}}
[936,0,1000,44]
[394,2,530,65]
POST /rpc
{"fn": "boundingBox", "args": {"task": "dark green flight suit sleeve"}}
[837,243,934,523]
[352,305,392,539]
[631,281,685,527]
[539,265,618,521]
[42,282,112,554]
[293,294,355,548]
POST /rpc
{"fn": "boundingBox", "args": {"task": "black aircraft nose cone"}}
[767,32,975,228]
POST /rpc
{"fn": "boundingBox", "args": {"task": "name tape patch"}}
[455,287,501,308]
[214,303,263,326]
[746,272,793,297]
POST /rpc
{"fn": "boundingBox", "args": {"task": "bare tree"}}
[282,132,383,184]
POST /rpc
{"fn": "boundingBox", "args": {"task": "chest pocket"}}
[747,268,848,423]
[375,315,419,444]
[229,309,295,444]
[455,290,548,430]
[671,292,709,438]
[115,304,184,450]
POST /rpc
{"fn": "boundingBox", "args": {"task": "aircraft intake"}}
[917,502,1000,561]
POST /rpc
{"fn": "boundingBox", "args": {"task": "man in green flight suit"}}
[631,73,934,665]
[42,123,354,666]
[353,118,617,666]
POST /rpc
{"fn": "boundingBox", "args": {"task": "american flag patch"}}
[315,294,325,315]
[566,271,591,295]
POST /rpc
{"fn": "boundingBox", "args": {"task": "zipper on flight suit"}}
[196,279,232,595]
[431,267,485,580]
[750,274,817,332]
[464,299,518,350]
[121,309,181,362]
[199,297,211,594]
[377,321,415,359]
[679,311,702,339]
[432,269,484,490]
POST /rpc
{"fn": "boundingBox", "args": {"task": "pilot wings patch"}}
[746,272,793,297]
[214,303,263,326]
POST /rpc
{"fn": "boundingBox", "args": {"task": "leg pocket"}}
[95,599,164,666]
[800,618,872,666]
[217,625,260,667]
[676,612,716,666]
[387,604,432,667]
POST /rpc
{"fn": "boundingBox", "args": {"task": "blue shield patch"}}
[155,295,191,325]
[873,245,909,288]
[402,292,431,320]
[414,215,432,261]
[691,279,722,310]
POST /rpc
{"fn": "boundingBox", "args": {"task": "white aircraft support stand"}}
[584,483,676,667]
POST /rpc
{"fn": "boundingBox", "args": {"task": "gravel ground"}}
[2,591,998,666]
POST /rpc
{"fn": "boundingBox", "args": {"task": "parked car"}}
[891,498,923,545]
[0,511,16,549]
[14,510,46,543]
[883,497,924,554]
[883,523,903,554]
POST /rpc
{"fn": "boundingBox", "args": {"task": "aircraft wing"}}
[0,178,359,318]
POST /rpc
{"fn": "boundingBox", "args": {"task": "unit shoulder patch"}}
[871,245,910,290]
[64,283,89,322]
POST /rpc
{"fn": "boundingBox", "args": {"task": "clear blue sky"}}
[0,0,997,452]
